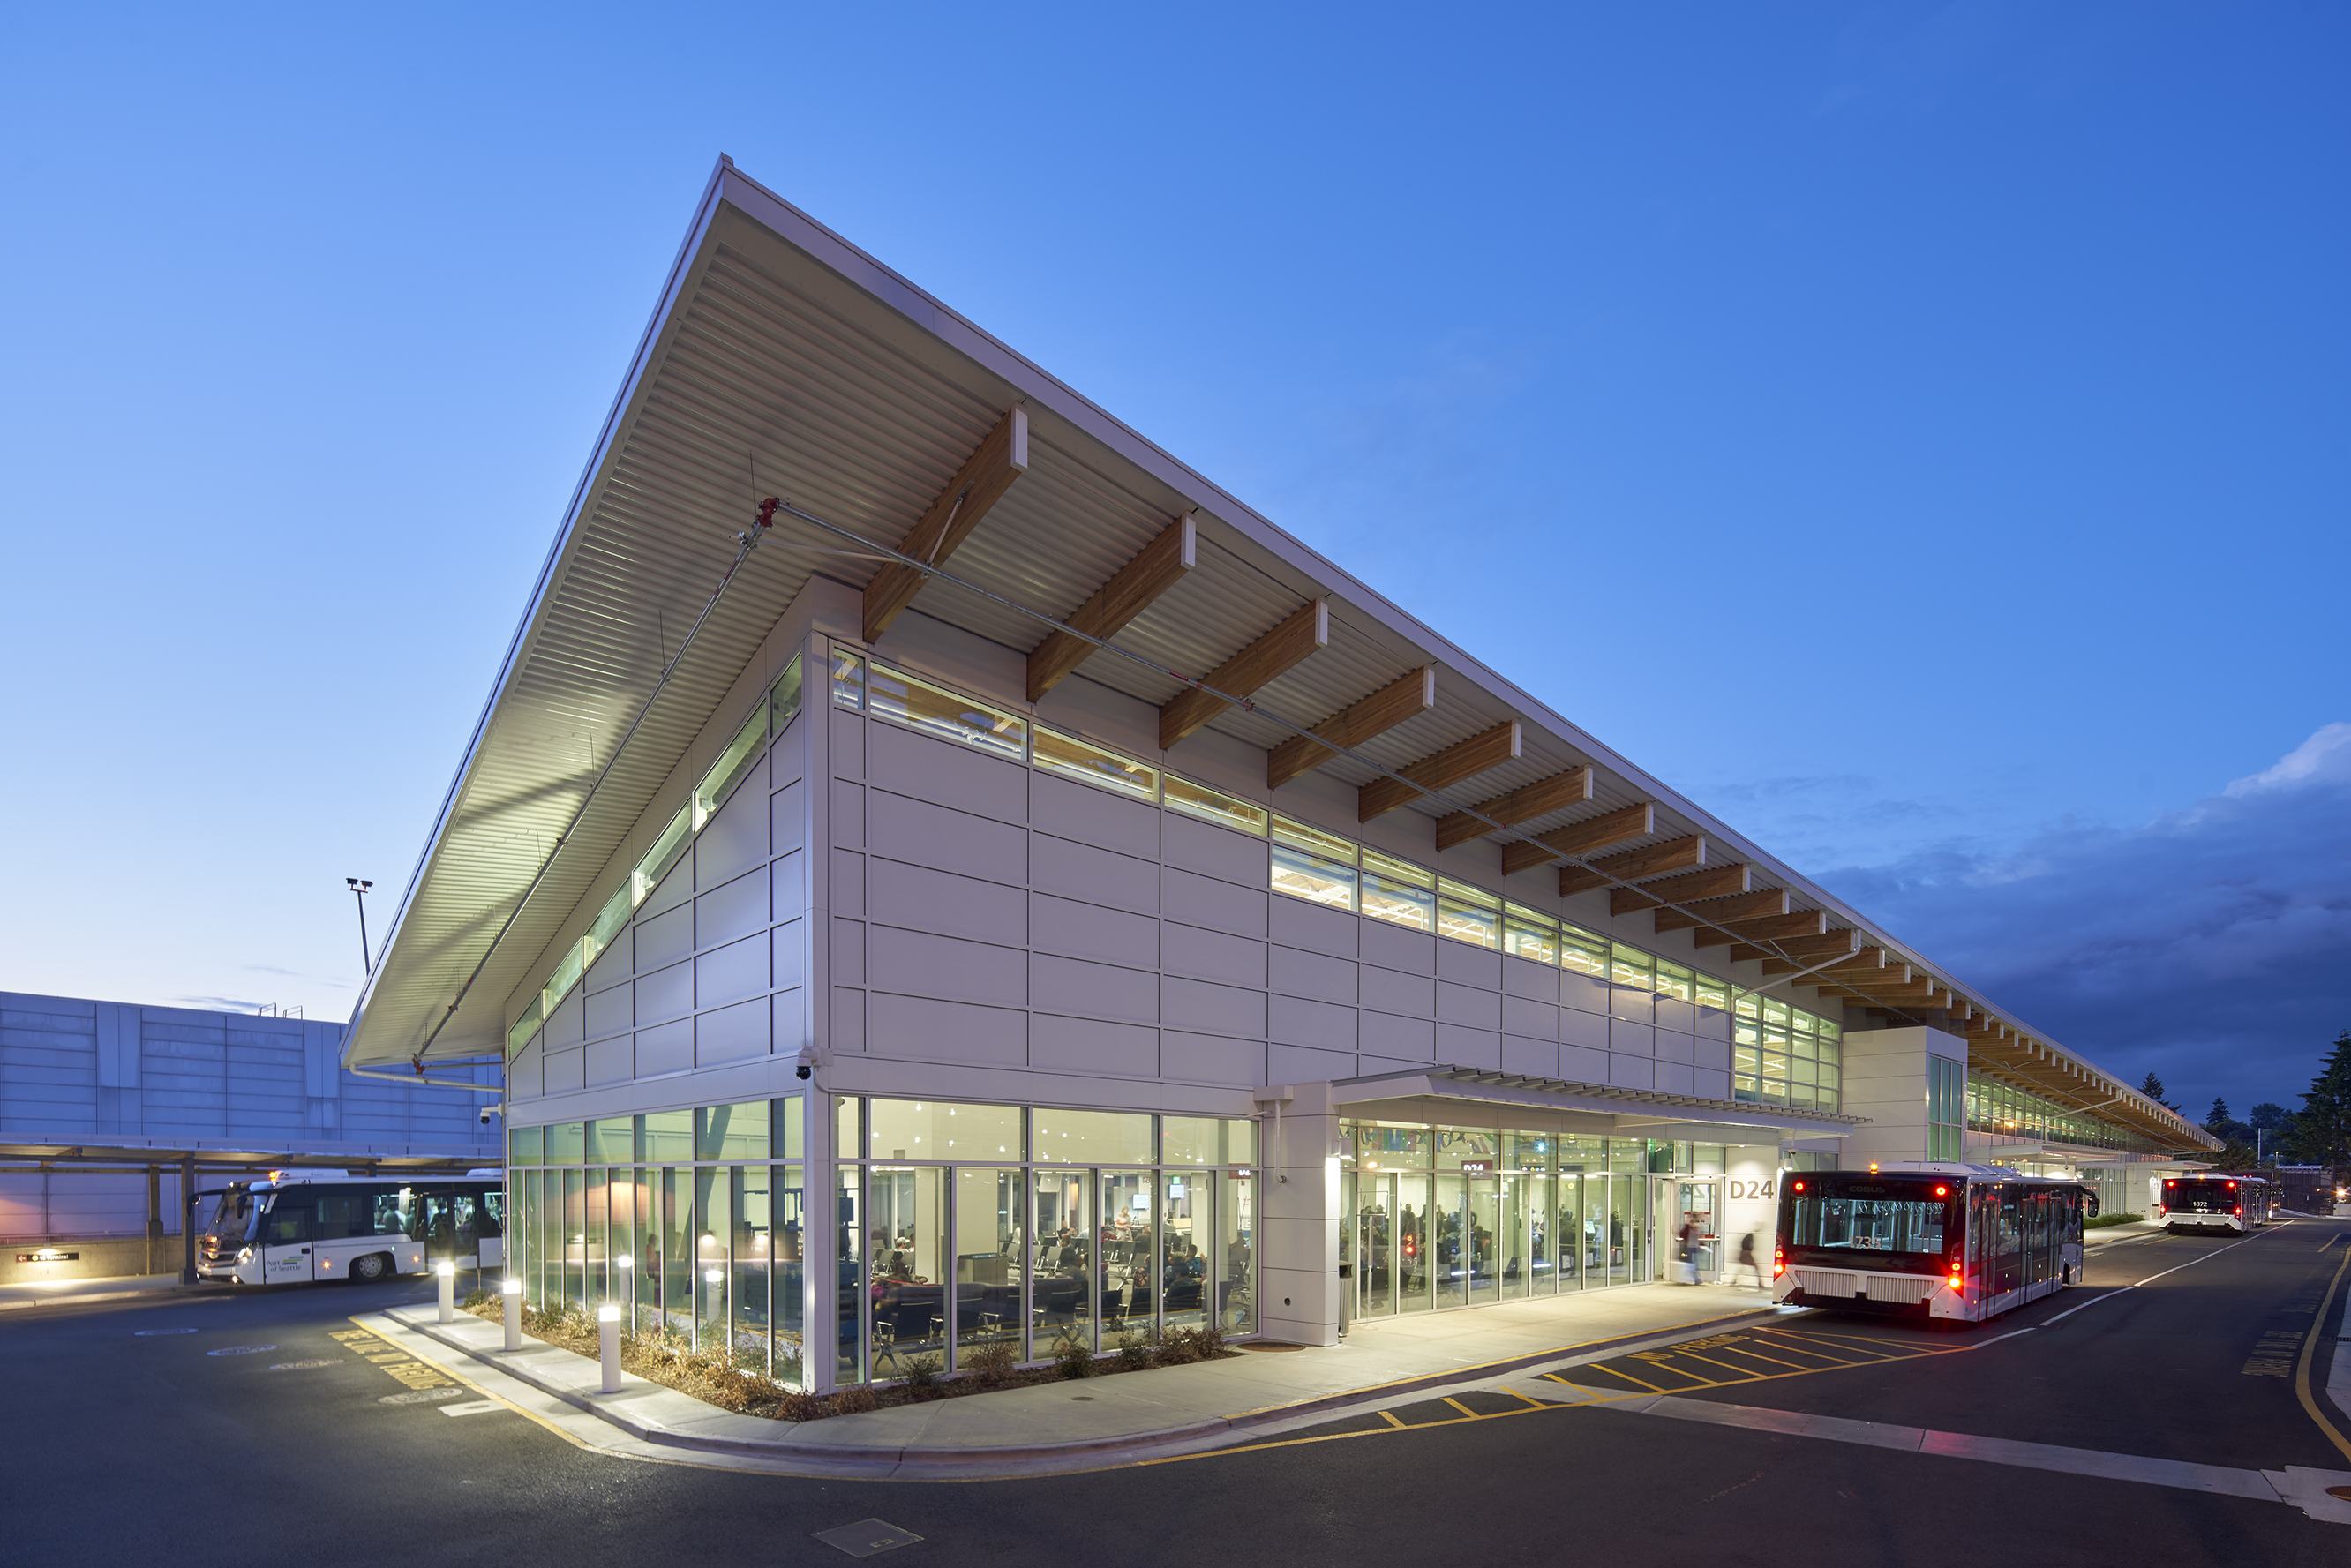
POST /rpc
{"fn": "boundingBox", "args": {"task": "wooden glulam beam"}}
[1652,888,1789,933]
[1359,722,1522,822]
[1026,515,1195,701]
[1158,597,1330,750]
[1610,864,1752,915]
[1559,835,1705,895]
[863,407,1029,643]
[1501,803,1653,876]
[1436,767,1594,852]
[1815,949,1905,984]
[1265,666,1435,791]
[1689,909,1829,947]
[1756,929,1866,970]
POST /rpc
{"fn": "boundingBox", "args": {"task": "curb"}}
[0,1281,209,1312]
[379,1299,1784,1468]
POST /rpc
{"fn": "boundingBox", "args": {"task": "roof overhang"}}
[340,156,2207,1130]
[0,1133,497,1176]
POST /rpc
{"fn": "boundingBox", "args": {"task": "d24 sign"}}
[1726,1179,1776,1203]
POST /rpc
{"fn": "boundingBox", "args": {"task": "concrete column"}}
[1257,1084,1342,1347]
[146,1167,162,1277]
[180,1154,198,1284]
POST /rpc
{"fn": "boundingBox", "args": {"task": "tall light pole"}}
[346,878,374,979]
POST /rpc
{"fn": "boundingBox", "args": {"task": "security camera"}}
[478,1106,497,1125]
[792,1046,821,1082]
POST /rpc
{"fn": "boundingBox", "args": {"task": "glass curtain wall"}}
[508,1098,809,1390]
[516,1095,1257,1388]
[1343,1122,1678,1322]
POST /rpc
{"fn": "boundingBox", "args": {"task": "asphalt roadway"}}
[5,1219,2347,1568]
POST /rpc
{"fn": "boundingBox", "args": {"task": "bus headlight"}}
[237,1247,253,1263]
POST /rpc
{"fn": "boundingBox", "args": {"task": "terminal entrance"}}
[1346,1168,1656,1321]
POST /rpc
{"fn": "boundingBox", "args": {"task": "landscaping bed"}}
[461,1294,1237,1422]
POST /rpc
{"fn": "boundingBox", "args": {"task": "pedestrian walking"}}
[1734,1229,1765,1290]
[1677,1214,1700,1285]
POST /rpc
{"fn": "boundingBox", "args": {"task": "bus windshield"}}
[1790,1194,1947,1256]
[204,1189,263,1245]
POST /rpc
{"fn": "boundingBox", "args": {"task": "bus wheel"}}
[349,1252,391,1284]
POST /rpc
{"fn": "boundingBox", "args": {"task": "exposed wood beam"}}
[1026,515,1195,701]
[1611,864,1753,916]
[1816,949,1905,984]
[1158,598,1330,750]
[1698,909,1829,948]
[863,406,1030,643]
[1559,835,1705,895]
[1265,666,1434,791]
[1359,722,1522,822]
[1501,803,1653,876]
[1654,889,1793,933]
[1436,767,1595,851]
[1756,930,1866,970]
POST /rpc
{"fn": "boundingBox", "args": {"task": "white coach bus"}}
[195,1174,505,1287]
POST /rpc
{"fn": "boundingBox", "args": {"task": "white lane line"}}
[439,1399,506,1418]
[2042,1233,2266,1326]
[1604,1394,2286,1504]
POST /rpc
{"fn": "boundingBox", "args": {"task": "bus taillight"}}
[1773,1243,1784,1279]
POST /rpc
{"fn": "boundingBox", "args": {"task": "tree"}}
[2140,1071,2183,1114]
[2207,1096,2233,1129]
[2283,1030,2351,1169]
[2250,1103,2291,1132]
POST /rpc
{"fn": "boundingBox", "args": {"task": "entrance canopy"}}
[1330,1066,1863,1144]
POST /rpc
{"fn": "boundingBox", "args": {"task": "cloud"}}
[1814,724,2351,1120]
[175,994,272,1013]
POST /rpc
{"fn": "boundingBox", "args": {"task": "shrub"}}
[900,1353,943,1397]
[1157,1327,1201,1365]
[775,1389,830,1422]
[1191,1320,1226,1359]
[834,1384,880,1414]
[964,1339,1018,1384]
[1053,1329,1095,1379]
[461,1288,492,1309]
[1113,1330,1153,1371]
[2085,1212,2145,1229]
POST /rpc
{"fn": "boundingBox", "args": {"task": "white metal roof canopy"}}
[335,159,2215,1159]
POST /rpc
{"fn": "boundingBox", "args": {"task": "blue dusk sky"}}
[1,4,2342,1122]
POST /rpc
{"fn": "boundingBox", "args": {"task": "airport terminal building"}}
[342,161,2219,1392]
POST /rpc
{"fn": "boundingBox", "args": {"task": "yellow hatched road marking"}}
[1743,1334,1864,1363]
[1586,1363,1699,1395]
[1662,1347,1791,1378]
[1440,1397,1476,1416]
[1378,1410,1406,1429]
[1699,1341,1819,1373]
[1759,1326,1925,1354]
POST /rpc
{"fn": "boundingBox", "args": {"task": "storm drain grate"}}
[814,1519,923,1557]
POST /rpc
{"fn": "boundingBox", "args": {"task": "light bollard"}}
[435,1259,455,1324]
[501,1275,522,1351]
[597,1304,623,1394]
[615,1255,634,1333]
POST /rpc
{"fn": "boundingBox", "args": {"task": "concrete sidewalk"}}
[0,1271,199,1311]
[372,1281,1784,1478]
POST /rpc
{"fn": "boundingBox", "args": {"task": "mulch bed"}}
[462,1297,1238,1422]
